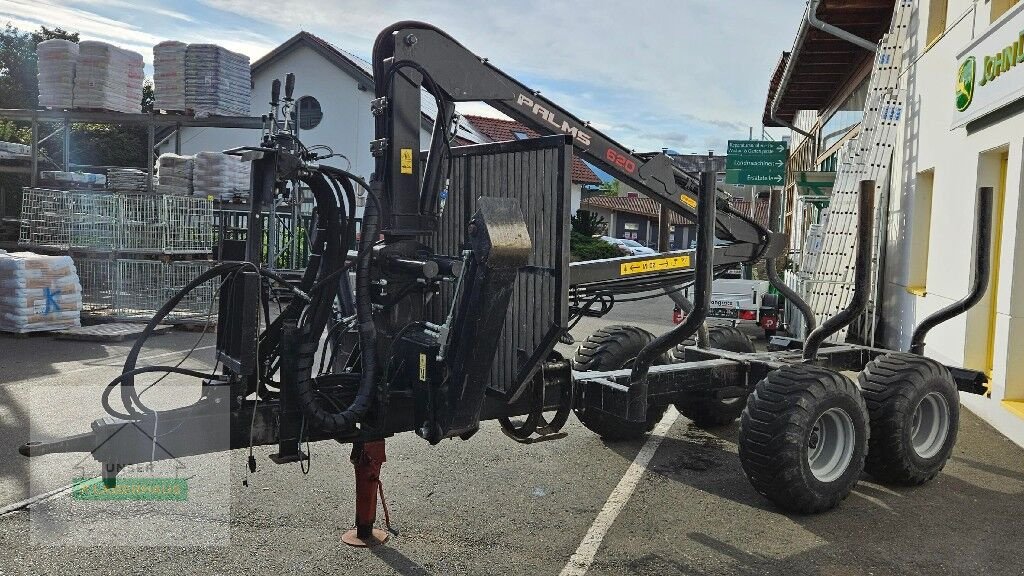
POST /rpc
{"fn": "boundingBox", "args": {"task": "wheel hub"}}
[807,408,856,483]
[911,392,950,459]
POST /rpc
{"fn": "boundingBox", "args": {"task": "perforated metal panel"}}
[427,135,571,396]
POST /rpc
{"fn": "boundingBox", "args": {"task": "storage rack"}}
[0,108,263,323]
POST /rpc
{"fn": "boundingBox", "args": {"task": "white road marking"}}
[559,407,679,576]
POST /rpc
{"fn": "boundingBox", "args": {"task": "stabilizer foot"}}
[341,527,390,547]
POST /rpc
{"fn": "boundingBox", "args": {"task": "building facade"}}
[766,0,1024,430]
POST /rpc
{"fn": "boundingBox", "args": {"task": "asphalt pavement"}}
[1,295,1023,575]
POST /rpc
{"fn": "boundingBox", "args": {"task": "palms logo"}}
[956,56,976,112]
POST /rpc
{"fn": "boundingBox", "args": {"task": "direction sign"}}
[726,140,788,157]
[725,139,788,185]
[725,169,784,186]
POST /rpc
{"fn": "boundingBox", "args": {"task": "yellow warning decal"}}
[401,148,414,174]
[680,194,697,209]
[620,255,691,276]
[419,353,427,381]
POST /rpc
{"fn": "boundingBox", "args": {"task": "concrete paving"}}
[1,297,1023,575]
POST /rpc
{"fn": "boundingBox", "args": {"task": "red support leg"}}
[341,440,389,547]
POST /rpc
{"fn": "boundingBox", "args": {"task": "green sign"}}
[956,56,976,112]
[951,4,1024,127]
[725,140,788,185]
[725,169,784,186]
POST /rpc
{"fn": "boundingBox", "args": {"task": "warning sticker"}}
[419,353,427,381]
[401,148,414,174]
[680,194,697,209]
[619,255,691,276]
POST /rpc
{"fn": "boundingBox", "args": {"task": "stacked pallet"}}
[0,141,31,160]
[153,41,187,112]
[106,168,148,193]
[155,153,194,195]
[40,171,106,191]
[36,39,78,109]
[193,151,249,200]
[73,41,144,113]
[0,251,82,333]
[185,44,251,117]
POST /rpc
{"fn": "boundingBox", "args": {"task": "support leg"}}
[342,440,389,547]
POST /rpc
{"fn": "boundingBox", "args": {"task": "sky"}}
[0,0,805,155]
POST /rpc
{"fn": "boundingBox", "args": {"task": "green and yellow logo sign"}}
[956,56,976,112]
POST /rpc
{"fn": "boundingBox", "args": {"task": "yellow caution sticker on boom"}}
[680,194,697,209]
[401,148,414,174]
[620,255,691,276]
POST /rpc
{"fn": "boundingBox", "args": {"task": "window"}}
[990,0,1020,22]
[907,169,935,295]
[512,131,530,140]
[295,96,323,131]
[927,0,948,45]
[819,77,869,152]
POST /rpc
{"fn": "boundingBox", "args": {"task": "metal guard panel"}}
[427,135,571,396]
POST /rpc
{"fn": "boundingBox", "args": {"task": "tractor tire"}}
[573,325,669,441]
[859,352,959,485]
[671,326,755,428]
[738,365,869,514]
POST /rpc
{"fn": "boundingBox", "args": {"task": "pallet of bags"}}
[0,141,31,160]
[106,168,148,193]
[73,41,144,113]
[153,41,187,112]
[185,44,251,117]
[156,153,194,195]
[193,151,249,200]
[37,39,78,109]
[0,251,82,333]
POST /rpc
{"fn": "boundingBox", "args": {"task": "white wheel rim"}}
[911,392,950,459]
[807,407,856,483]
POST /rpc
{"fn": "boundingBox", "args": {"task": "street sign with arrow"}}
[725,140,788,185]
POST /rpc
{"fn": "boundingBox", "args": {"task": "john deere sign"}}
[725,140,787,186]
[952,2,1024,128]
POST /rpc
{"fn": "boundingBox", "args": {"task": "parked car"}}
[672,278,783,339]
[600,236,657,256]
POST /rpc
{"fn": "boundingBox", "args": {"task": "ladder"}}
[799,0,912,343]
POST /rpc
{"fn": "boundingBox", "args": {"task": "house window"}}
[296,96,323,131]
[927,0,948,45]
[819,77,869,152]
[907,169,935,295]
[512,131,530,140]
[990,0,1020,22]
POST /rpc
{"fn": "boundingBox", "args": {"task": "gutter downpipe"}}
[769,0,881,139]
[807,0,879,52]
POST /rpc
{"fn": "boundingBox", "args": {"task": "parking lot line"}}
[559,407,679,576]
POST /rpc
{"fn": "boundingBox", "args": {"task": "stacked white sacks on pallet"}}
[193,151,249,200]
[73,41,144,113]
[36,39,78,109]
[0,141,31,160]
[155,153,194,195]
[184,44,251,117]
[0,251,82,333]
[106,168,148,193]
[153,41,187,112]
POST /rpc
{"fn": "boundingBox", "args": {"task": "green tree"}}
[571,210,606,237]
[598,180,620,196]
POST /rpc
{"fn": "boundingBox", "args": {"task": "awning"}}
[763,0,896,126]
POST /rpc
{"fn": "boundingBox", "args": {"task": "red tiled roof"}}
[729,198,772,230]
[580,196,772,230]
[579,196,693,225]
[463,114,602,185]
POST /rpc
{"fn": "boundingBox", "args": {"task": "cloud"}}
[200,0,804,153]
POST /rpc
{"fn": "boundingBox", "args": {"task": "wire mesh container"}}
[69,192,119,250]
[118,194,166,252]
[165,196,214,253]
[166,260,217,320]
[75,256,115,314]
[19,188,72,249]
[113,259,166,320]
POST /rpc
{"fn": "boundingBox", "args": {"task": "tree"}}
[598,180,620,196]
[569,209,620,261]
[571,210,606,237]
